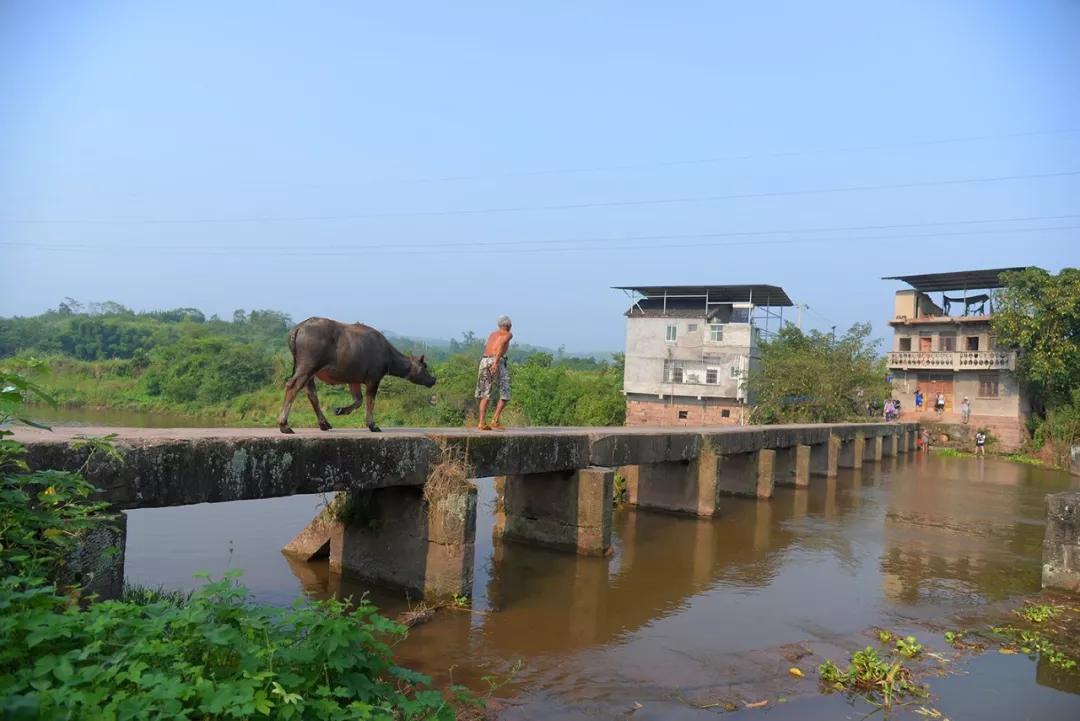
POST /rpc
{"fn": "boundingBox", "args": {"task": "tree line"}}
[0,302,625,428]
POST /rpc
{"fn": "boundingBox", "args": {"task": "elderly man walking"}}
[475,315,513,430]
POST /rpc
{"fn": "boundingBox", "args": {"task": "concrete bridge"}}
[17,422,918,598]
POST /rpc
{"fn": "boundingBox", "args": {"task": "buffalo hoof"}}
[279,425,295,434]
[368,424,382,433]
[333,407,350,416]
[319,421,333,431]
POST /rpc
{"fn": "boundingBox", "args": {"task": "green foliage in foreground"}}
[1,302,625,428]
[0,372,469,720]
[744,323,890,424]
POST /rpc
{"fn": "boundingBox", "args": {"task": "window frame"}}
[978,372,1000,398]
[665,324,677,343]
[705,368,719,384]
[708,324,724,343]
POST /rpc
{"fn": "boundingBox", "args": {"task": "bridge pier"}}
[774,444,811,488]
[882,434,898,457]
[283,485,478,599]
[809,436,840,477]
[896,431,908,454]
[494,467,614,555]
[863,435,883,463]
[838,435,865,469]
[624,445,723,517]
[717,449,776,499]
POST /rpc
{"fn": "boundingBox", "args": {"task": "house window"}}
[665,324,677,342]
[898,337,912,351]
[967,336,980,351]
[677,410,688,420]
[939,333,956,352]
[979,373,999,398]
[709,324,724,342]
[672,367,684,384]
[687,323,698,332]
[705,369,718,384]
[730,366,741,378]
[721,409,731,418]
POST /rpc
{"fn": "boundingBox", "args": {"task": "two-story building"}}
[615,284,793,426]
[883,267,1029,449]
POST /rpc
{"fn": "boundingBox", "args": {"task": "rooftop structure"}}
[882,267,1027,318]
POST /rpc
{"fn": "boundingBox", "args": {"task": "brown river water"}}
[42,410,1080,719]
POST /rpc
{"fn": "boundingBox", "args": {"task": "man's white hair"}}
[497,315,512,328]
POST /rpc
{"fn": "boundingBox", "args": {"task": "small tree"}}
[992,267,1080,411]
[745,323,890,424]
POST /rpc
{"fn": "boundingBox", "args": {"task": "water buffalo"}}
[277,317,436,434]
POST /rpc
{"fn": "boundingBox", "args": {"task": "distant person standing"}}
[960,397,971,424]
[914,388,923,412]
[921,428,931,451]
[935,392,946,416]
[974,429,987,456]
[475,315,513,431]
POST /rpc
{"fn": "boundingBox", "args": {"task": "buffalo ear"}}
[419,355,426,364]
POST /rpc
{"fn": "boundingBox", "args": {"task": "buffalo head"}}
[407,355,437,387]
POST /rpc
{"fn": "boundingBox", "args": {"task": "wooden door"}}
[918,336,933,352]
[917,373,954,413]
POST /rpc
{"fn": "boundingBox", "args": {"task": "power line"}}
[2,169,1078,225]
[9,222,1077,257]
[2,212,1077,252]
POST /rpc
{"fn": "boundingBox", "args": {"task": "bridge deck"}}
[14,422,916,510]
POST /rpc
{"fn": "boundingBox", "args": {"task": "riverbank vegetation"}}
[0,302,624,428]
[993,267,1080,466]
[0,371,474,719]
[744,323,890,424]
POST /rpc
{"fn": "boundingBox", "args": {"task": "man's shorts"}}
[475,356,511,400]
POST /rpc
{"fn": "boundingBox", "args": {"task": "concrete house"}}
[615,284,793,426]
[883,267,1029,450]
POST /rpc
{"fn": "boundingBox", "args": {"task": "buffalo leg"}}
[334,383,364,416]
[365,379,381,432]
[305,379,333,431]
[277,368,315,434]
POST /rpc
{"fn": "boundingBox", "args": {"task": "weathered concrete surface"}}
[809,436,839,478]
[882,435,898,457]
[1043,491,1080,595]
[60,513,127,601]
[626,449,722,517]
[838,435,865,469]
[774,444,810,488]
[494,467,613,555]
[717,450,776,499]
[863,435,883,463]
[334,486,478,598]
[13,423,916,510]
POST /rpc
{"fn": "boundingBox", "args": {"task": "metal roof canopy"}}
[882,267,1027,293]
[612,284,793,307]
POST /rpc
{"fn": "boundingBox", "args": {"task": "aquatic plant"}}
[817,646,927,708]
[895,635,924,659]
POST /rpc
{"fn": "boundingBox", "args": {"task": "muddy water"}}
[123,454,1080,719]
[30,405,224,428]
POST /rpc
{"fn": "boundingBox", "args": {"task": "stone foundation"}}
[624,444,723,517]
[60,513,127,600]
[863,435,883,463]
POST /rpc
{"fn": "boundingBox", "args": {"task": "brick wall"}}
[625,397,745,427]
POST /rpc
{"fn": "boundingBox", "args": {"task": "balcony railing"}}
[886,350,1016,371]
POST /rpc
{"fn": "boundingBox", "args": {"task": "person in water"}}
[475,315,513,431]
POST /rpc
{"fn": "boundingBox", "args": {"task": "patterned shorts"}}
[475,356,511,400]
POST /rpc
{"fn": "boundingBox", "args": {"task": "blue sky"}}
[1,1,1077,352]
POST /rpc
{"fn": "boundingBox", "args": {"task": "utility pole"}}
[796,303,806,330]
